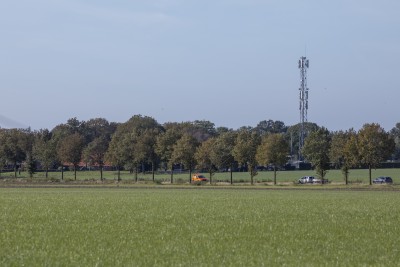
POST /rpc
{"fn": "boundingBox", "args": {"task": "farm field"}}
[1,188,400,266]
[1,168,400,185]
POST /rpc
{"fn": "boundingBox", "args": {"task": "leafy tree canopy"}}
[302,127,331,179]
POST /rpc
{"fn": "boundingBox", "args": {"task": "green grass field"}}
[1,168,400,185]
[1,188,400,266]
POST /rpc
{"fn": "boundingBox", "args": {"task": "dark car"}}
[373,176,393,184]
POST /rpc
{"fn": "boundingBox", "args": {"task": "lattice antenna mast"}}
[298,56,309,160]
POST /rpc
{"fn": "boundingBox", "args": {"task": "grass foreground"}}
[1,188,400,266]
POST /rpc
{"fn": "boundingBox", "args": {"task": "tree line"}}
[0,115,398,185]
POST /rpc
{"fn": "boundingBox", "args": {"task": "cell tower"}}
[298,56,309,160]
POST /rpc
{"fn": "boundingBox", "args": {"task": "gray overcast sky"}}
[1,0,399,131]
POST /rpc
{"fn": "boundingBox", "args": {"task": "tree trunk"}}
[152,162,155,182]
[100,166,103,181]
[189,167,192,184]
[369,164,372,185]
[74,165,77,180]
[170,168,174,184]
[250,164,255,185]
[14,163,17,178]
[274,166,277,185]
[45,168,48,178]
[117,167,121,181]
[61,166,64,180]
[344,167,348,185]
[209,169,212,184]
[135,165,138,182]
[230,164,233,185]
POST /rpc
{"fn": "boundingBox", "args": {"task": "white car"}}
[298,176,321,184]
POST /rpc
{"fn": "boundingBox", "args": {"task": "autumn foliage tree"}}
[105,130,127,181]
[329,129,357,184]
[357,123,395,185]
[256,133,289,185]
[171,133,199,183]
[156,125,182,183]
[195,138,217,184]
[302,128,331,181]
[83,136,109,180]
[210,131,237,184]
[233,129,260,185]
[0,129,28,177]
[105,115,162,182]
[57,133,85,180]
[134,128,162,181]
[34,129,57,178]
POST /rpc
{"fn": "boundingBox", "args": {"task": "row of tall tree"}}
[303,124,394,185]
[0,115,398,185]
